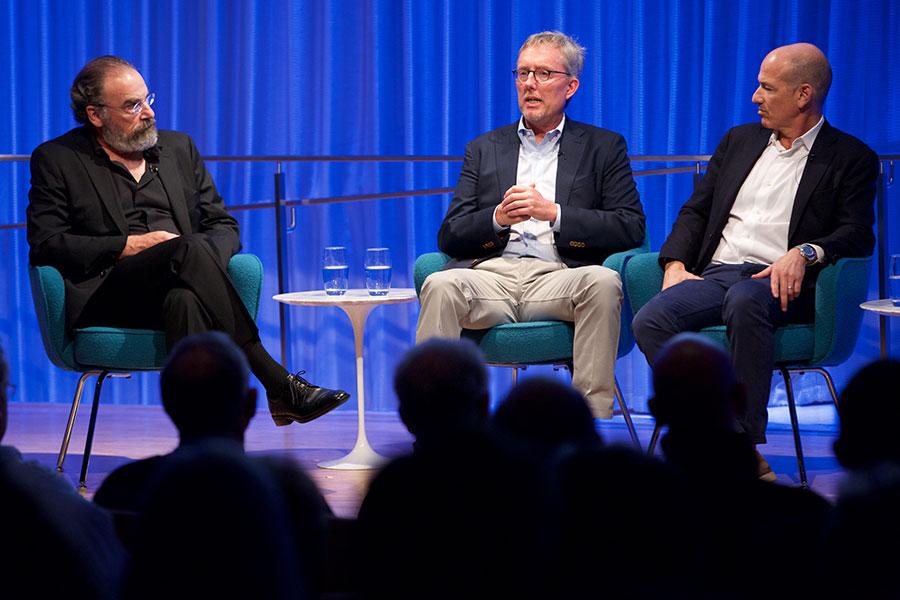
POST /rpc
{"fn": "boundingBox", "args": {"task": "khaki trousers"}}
[415,257,622,417]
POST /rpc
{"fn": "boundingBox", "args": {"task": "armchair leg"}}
[794,367,839,407]
[79,371,109,489]
[614,378,641,450]
[780,367,809,490]
[57,371,101,473]
[648,423,662,455]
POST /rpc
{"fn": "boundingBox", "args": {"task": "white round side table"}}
[274,288,417,469]
[860,299,900,358]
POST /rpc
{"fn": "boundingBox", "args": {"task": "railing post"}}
[274,162,288,368]
[693,161,703,190]
[877,160,890,357]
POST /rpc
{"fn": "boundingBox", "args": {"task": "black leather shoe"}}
[268,372,350,426]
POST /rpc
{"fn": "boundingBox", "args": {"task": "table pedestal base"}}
[316,301,389,470]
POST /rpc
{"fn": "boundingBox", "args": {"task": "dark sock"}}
[244,341,288,393]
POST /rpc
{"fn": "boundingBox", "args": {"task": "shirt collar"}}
[768,116,825,153]
[517,114,566,145]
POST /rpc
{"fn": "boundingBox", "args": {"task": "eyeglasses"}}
[512,68,571,83]
[96,92,156,116]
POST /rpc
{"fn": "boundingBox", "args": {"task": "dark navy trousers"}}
[632,263,814,444]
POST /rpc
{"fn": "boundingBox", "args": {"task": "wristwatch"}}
[796,243,817,264]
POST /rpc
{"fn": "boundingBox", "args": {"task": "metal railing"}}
[2,152,897,358]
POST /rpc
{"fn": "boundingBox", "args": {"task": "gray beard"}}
[101,120,159,154]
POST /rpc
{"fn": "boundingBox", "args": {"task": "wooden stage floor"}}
[4,402,846,517]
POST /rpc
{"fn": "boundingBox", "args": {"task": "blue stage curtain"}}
[0,0,897,412]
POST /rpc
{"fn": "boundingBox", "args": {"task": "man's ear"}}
[795,83,813,110]
[85,105,105,128]
[565,77,580,101]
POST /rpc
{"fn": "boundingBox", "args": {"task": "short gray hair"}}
[519,31,586,77]
[70,55,135,124]
[785,54,832,106]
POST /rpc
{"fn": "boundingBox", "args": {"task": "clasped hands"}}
[119,231,180,259]
[495,183,558,227]
[662,247,809,312]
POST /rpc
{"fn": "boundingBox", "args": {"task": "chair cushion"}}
[73,327,168,371]
[698,324,816,364]
[462,321,575,364]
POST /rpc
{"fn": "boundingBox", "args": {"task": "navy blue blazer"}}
[659,121,878,288]
[437,118,645,269]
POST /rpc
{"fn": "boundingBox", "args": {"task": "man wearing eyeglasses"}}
[27,56,349,426]
[417,32,645,419]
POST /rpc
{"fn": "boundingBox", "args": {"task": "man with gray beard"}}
[27,56,349,426]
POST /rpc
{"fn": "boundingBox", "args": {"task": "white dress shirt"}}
[493,116,565,262]
[711,116,825,266]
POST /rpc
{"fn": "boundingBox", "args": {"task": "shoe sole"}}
[758,470,778,483]
[271,391,351,426]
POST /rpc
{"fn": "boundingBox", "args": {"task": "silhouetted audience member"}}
[94,331,259,527]
[0,345,124,600]
[123,440,307,600]
[356,340,552,598]
[93,332,331,593]
[555,444,698,598]
[833,358,900,470]
[393,337,489,451]
[820,359,900,599]
[492,376,601,461]
[651,333,829,598]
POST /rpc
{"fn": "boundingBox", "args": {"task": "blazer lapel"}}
[789,121,835,240]
[155,145,192,234]
[494,124,520,200]
[555,120,585,207]
[709,126,771,233]
[73,133,128,236]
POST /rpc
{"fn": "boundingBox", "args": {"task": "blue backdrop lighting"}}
[1,0,898,413]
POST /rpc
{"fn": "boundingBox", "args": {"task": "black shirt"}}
[92,138,179,235]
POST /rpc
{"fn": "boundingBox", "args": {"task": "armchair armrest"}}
[812,256,871,365]
[29,265,77,371]
[623,252,664,317]
[227,254,264,319]
[414,252,452,296]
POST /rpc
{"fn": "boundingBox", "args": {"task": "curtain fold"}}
[0,0,897,411]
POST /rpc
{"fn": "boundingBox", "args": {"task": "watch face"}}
[800,245,816,262]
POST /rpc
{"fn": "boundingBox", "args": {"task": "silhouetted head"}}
[0,344,8,442]
[160,332,256,444]
[492,376,601,458]
[650,333,744,433]
[834,359,900,469]
[394,338,489,446]
[123,441,304,599]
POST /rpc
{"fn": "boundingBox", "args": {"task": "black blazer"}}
[659,121,879,286]
[437,118,645,269]
[27,126,240,328]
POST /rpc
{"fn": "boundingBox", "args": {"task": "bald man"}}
[633,43,878,478]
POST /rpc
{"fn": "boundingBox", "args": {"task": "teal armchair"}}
[414,241,650,448]
[625,252,871,487]
[29,253,264,487]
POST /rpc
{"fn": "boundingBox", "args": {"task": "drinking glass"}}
[891,254,900,306]
[322,246,349,295]
[365,247,392,296]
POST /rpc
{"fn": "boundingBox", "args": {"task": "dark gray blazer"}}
[437,118,645,269]
[659,121,879,289]
[27,126,240,327]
